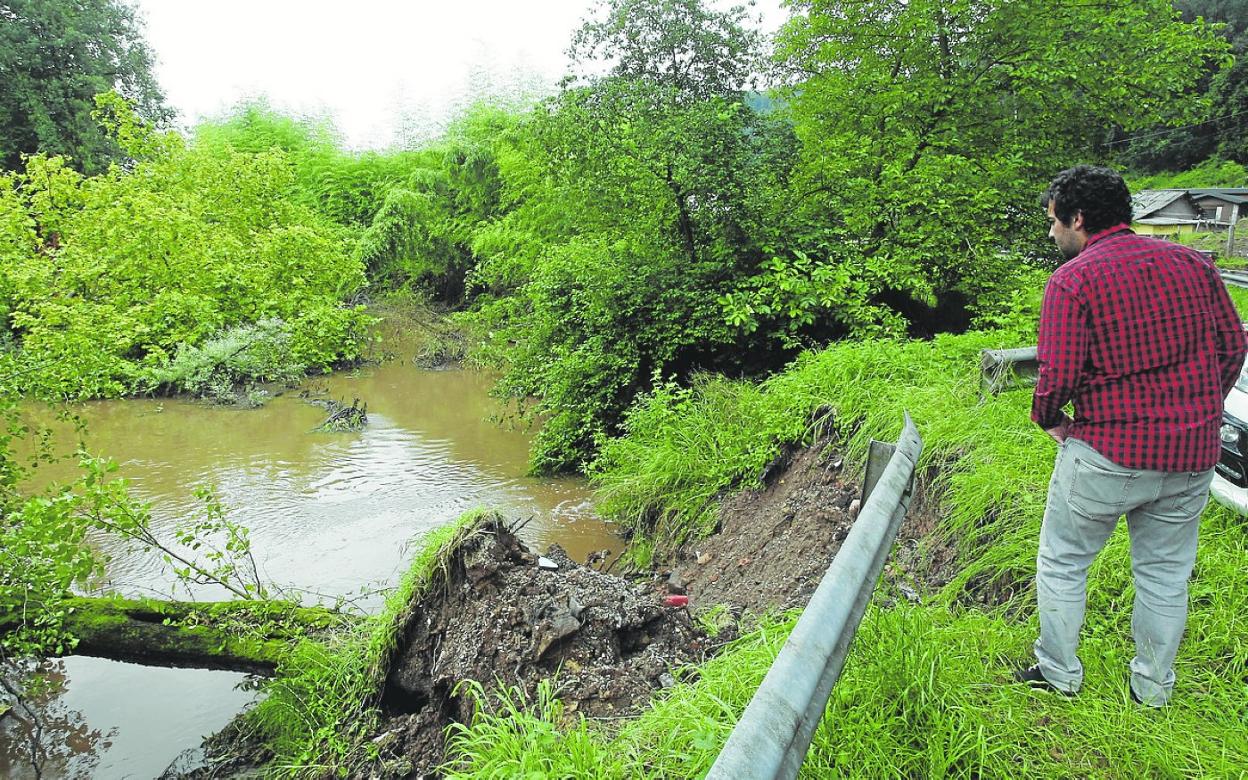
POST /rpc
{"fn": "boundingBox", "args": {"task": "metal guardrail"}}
[980,346,1039,396]
[1219,268,1248,289]
[706,414,923,780]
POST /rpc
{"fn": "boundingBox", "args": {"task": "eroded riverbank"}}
[0,354,621,778]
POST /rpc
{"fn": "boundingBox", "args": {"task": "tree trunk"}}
[666,163,698,265]
[0,596,355,676]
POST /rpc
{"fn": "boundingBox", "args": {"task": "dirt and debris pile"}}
[173,439,956,778]
[664,438,954,617]
[374,519,706,777]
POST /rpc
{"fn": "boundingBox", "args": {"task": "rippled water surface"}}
[0,352,621,778]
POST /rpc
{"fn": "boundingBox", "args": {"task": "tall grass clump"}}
[245,510,486,776]
[442,679,626,778]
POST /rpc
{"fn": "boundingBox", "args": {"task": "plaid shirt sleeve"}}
[1032,275,1088,430]
[1209,266,1248,397]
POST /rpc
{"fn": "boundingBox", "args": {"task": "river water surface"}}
[0,352,621,778]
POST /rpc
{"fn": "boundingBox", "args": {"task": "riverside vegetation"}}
[2,0,1248,777]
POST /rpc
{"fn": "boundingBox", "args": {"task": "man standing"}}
[1016,165,1247,706]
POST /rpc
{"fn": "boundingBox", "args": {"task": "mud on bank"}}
[659,436,956,619]
[368,519,708,777]
[377,440,952,776]
[185,436,954,777]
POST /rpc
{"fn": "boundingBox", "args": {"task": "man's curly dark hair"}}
[1041,165,1133,235]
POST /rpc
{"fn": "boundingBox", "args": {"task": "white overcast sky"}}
[133,0,789,150]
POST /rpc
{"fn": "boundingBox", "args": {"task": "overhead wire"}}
[1104,107,1248,146]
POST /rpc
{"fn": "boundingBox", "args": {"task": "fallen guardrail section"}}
[980,346,1038,396]
[706,414,923,780]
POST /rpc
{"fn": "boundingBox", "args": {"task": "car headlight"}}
[1221,423,1239,445]
[1221,422,1247,454]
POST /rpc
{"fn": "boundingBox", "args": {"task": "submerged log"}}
[1,596,355,675]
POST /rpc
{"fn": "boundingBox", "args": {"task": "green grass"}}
[443,680,628,779]
[592,330,1049,589]
[243,509,487,776]
[1226,284,1248,316]
[447,328,1248,778]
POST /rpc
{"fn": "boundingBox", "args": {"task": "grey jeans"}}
[1034,437,1213,705]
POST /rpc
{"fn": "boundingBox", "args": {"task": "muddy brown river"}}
[0,354,621,778]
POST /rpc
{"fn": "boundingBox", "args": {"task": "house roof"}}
[1188,187,1248,197]
[1132,189,1190,220]
[1135,217,1201,225]
[1191,191,1248,206]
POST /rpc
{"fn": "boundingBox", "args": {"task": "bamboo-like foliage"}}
[0,95,370,400]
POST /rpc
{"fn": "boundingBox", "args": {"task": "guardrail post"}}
[861,439,896,505]
[706,413,923,780]
[1228,204,1241,259]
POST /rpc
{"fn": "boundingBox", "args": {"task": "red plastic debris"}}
[663,594,689,608]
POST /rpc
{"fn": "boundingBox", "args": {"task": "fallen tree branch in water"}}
[313,397,368,432]
[0,596,357,676]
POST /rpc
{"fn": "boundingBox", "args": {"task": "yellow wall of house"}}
[1132,222,1198,237]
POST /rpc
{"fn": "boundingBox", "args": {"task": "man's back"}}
[1034,226,1242,472]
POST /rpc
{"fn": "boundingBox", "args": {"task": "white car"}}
[1212,362,1248,515]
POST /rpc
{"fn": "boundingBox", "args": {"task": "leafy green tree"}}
[1210,56,1248,163]
[467,0,786,472]
[753,0,1228,340]
[1115,0,1247,170]
[1176,0,1247,51]
[0,0,170,173]
[193,101,511,303]
[355,106,514,302]
[193,102,422,228]
[567,0,763,100]
[556,0,772,272]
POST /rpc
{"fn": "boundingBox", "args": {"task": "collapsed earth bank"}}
[184,437,949,778]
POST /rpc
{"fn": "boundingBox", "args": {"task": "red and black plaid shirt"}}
[1032,224,1248,472]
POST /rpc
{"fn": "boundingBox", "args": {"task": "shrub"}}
[145,319,305,401]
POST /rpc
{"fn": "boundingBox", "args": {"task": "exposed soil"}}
[887,461,963,602]
[369,520,708,778]
[660,438,958,618]
[181,437,961,778]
